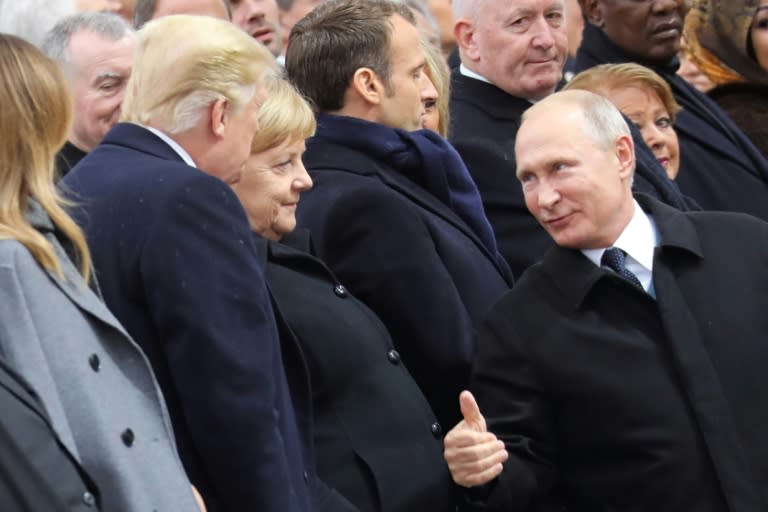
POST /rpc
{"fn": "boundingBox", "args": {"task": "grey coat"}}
[0,200,197,512]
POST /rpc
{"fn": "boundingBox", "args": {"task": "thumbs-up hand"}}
[443,391,508,488]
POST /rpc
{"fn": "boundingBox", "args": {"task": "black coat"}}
[298,125,513,429]
[448,69,692,277]
[61,123,314,512]
[470,195,768,511]
[0,357,99,511]
[260,233,456,512]
[575,23,768,220]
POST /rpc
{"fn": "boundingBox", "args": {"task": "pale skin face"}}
[605,85,680,179]
[231,0,283,57]
[68,30,135,152]
[421,73,440,133]
[376,15,429,131]
[152,0,229,20]
[751,1,768,71]
[231,139,313,240]
[456,0,568,100]
[515,101,635,250]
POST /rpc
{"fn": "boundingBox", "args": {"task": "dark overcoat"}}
[0,357,98,511]
[470,194,768,511]
[260,233,456,512]
[448,69,693,277]
[60,123,314,512]
[298,132,513,429]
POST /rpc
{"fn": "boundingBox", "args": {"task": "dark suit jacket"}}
[448,69,692,277]
[470,194,768,511]
[261,233,456,512]
[60,123,313,512]
[0,357,99,511]
[575,23,768,221]
[298,126,513,429]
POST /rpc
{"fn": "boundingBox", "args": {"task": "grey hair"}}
[0,0,77,47]
[133,0,233,28]
[276,0,295,9]
[41,12,133,69]
[578,91,631,152]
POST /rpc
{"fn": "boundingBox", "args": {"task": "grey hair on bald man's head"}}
[41,12,133,70]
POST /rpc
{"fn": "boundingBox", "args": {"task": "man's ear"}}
[616,134,635,180]
[454,19,479,61]
[351,67,384,105]
[579,0,604,27]
[209,97,229,138]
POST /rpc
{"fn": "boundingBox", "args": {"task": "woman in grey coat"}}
[0,34,201,512]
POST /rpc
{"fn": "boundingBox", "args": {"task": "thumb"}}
[459,390,486,432]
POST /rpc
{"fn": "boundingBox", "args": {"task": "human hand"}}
[443,391,508,487]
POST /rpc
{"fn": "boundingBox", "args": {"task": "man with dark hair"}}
[41,12,134,175]
[132,0,230,27]
[287,0,512,438]
[444,89,768,511]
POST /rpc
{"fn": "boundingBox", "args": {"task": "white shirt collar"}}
[582,200,659,292]
[144,126,197,168]
[459,64,492,85]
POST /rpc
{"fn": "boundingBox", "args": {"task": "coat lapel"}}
[26,200,132,339]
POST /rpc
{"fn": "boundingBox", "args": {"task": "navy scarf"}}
[312,114,499,254]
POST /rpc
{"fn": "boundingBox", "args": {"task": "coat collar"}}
[449,68,533,121]
[540,194,702,310]
[303,137,512,282]
[101,123,187,164]
[25,199,132,339]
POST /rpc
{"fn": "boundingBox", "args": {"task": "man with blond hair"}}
[62,15,314,512]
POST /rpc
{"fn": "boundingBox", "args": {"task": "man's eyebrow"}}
[95,70,124,81]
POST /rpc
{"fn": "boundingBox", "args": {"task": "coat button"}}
[333,284,348,298]
[431,422,443,438]
[82,491,96,507]
[88,354,100,372]
[387,349,401,364]
[303,470,309,483]
[121,428,134,447]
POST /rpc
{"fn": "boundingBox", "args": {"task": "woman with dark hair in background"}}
[683,0,768,157]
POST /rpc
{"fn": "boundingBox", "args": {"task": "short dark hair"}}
[285,0,414,112]
[133,0,232,28]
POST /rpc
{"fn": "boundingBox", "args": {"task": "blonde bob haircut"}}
[250,78,316,154]
[422,38,450,137]
[121,14,279,134]
[565,63,682,123]
[0,34,91,280]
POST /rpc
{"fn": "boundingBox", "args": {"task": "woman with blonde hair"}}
[0,34,200,512]
[230,77,456,511]
[566,63,683,180]
[421,38,451,137]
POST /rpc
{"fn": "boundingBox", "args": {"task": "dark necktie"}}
[601,247,643,290]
